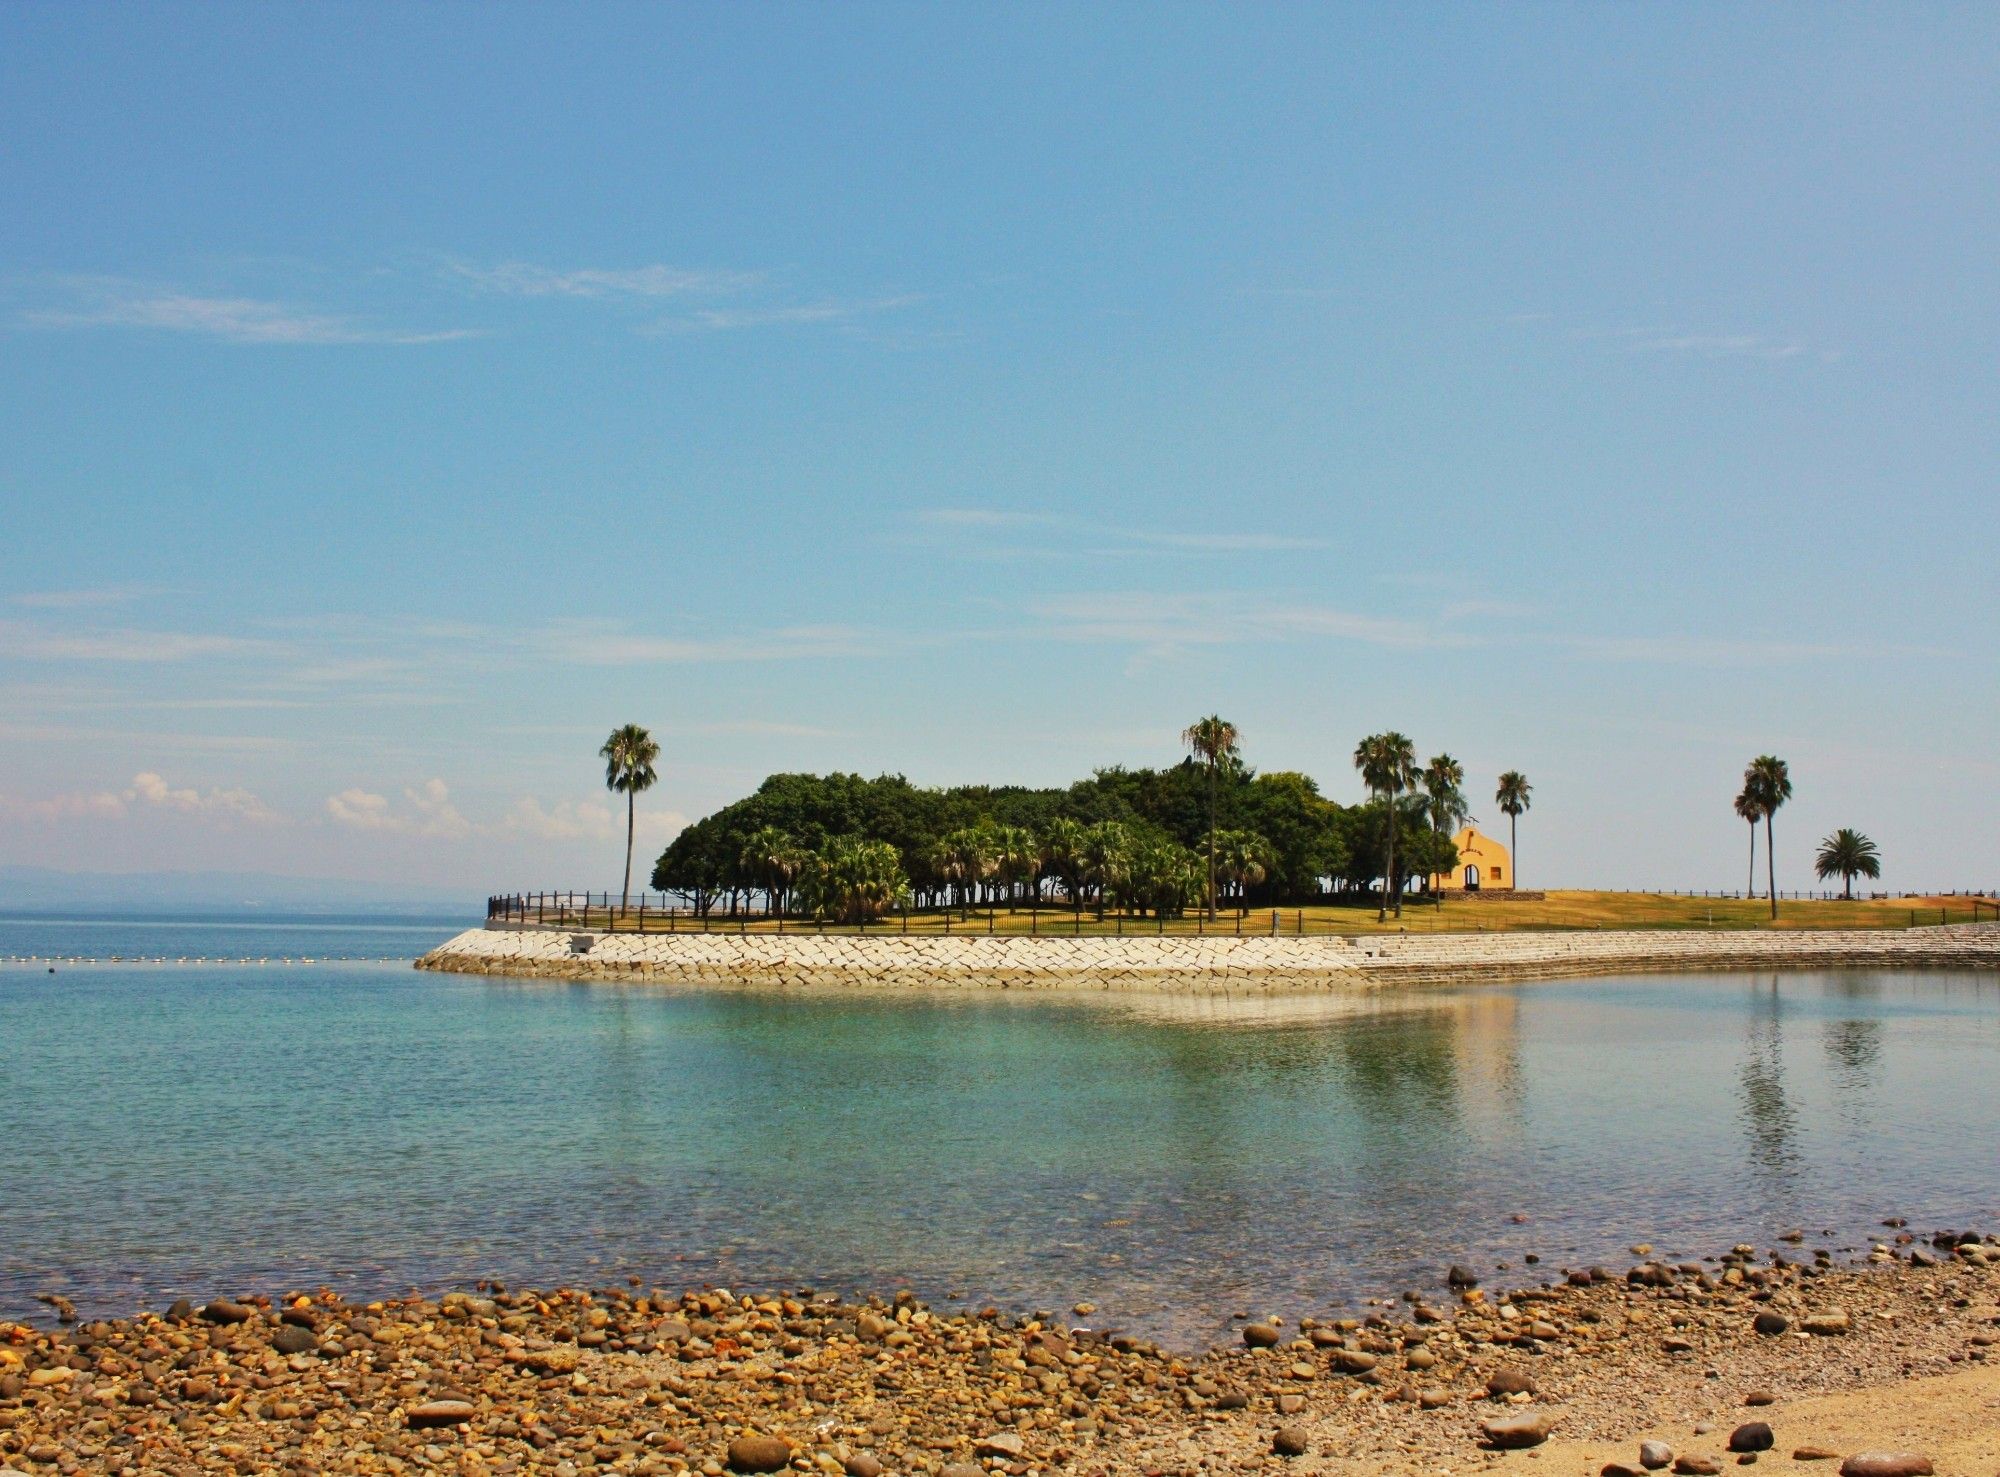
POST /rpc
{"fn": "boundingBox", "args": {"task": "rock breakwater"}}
[415,923,2000,992]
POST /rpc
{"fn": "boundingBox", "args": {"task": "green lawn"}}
[524,888,1995,938]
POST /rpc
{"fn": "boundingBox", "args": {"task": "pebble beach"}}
[5,1229,1997,1477]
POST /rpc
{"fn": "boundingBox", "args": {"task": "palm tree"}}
[1079,820,1131,920]
[935,828,992,917]
[1217,830,1274,915]
[1814,828,1881,900]
[1040,818,1090,918]
[600,724,660,914]
[799,836,908,925]
[1182,715,1240,921]
[1733,787,1763,899]
[1495,770,1532,887]
[740,826,807,919]
[1422,754,1469,836]
[1354,731,1417,920]
[1744,755,1793,920]
[989,825,1038,910]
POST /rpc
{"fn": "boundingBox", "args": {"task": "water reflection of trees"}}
[1737,976,1801,1187]
[1811,974,1884,1129]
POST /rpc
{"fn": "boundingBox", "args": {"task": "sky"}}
[1,4,1995,899]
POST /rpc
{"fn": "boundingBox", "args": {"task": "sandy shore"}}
[415,923,2000,992]
[5,1230,1997,1476]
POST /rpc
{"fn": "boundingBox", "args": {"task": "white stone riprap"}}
[415,921,2000,992]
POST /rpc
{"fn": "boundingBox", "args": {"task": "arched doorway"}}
[1463,864,1481,892]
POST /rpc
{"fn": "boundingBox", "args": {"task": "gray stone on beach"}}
[272,1323,319,1354]
[1640,1440,1676,1469]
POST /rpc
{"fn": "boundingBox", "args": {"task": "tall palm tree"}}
[1744,755,1793,920]
[1354,731,1417,920]
[1733,787,1764,899]
[600,724,660,914]
[1182,715,1240,921]
[1495,770,1532,887]
[1814,828,1881,901]
[1421,754,1469,835]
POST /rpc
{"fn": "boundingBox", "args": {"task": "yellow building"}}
[1433,825,1513,892]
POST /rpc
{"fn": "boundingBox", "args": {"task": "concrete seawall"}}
[415,921,2000,992]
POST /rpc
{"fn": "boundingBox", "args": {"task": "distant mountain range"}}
[0,865,477,916]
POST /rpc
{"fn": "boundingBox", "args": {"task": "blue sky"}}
[2,5,1994,896]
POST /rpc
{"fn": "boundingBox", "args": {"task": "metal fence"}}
[487,891,2000,938]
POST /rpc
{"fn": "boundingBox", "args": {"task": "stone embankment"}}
[415,923,2000,992]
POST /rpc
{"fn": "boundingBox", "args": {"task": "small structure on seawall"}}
[1431,825,1514,893]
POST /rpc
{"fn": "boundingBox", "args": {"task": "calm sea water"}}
[2,916,1995,1345]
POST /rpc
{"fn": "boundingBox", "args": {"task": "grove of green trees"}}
[650,726,1497,924]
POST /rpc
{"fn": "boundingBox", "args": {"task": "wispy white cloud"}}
[915,508,1329,554]
[1618,330,1808,360]
[649,294,926,334]
[1033,591,1472,654]
[448,261,762,299]
[676,719,844,739]
[0,620,280,663]
[27,290,477,346]
[537,620,881,665]
[1513,312,1825,364]
[1132,530,1328,552]
[9,586,159,611]
[1557,633,1930,665]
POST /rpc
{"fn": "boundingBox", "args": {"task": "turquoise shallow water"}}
[1,918,1996,1346]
